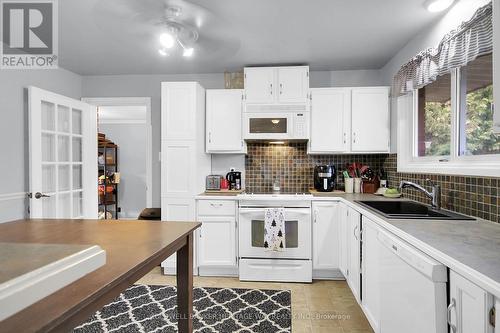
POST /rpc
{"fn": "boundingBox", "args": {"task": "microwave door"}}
[244,113,292,140]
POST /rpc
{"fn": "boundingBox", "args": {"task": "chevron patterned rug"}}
[74,284,291,333]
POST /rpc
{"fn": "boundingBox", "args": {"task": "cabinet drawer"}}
[197,200,236,216]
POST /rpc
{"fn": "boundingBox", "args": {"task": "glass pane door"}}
[30,87,96,219]
[40,103,84,218]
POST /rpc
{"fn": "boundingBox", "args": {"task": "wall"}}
[99,123,147,218]
[0,68,82,222]
[82,69,384,204]
[384,155,499,223]
[245,142,387,193]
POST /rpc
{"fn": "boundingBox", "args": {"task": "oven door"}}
[238,208,311,259]
[243,113,293,140]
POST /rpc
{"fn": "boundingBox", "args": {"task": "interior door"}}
[277,67,309,103]
[29,86,97,219]
[244,67,275,104]
[309,88,351,153]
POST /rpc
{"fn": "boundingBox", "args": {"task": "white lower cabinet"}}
[361,216,380,332]
[312,201,342,279]
[196,200,238,276]
[449,270,496,333]
[347,206,361,302]
[338,203,349,278]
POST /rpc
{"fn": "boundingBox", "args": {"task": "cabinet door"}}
[312,202,339,271]
[198,216,236,267]
[161,82,196,140]
[348,207,361,302]
[309,88,351,153]
[338,204,349,278]
[160,197,196,273]
[362,216,380,332]
[244,67,275,104]
[206,89,245,153]
[351,87,390,152]
[277,67,309,103]
[449,271,495,333]
[161,140,194,198]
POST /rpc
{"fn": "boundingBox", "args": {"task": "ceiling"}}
[59,0,447,75]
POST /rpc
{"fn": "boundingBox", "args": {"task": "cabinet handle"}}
[279,83,283,95]
[353,225,359,241]
[208,132,212,143]
[353,132,357,144]
[490,306,496,328]
[447,299,457,333]
[210,203,223,207]
[270,83,273,95]
[314,210,318,223]
[343,132,346,144]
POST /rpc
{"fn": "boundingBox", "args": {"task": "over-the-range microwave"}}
[243,105,309,141]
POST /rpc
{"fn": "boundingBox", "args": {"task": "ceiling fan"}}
[92,0,240,59]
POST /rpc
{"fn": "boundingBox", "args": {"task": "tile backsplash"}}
[244,143,499,223]
[383,154,500,223]
[245,142,387,193]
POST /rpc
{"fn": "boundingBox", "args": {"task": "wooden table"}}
[0,219,200,333]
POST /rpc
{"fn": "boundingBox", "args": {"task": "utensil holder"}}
[354,178,362,193]
[345,178,354,193]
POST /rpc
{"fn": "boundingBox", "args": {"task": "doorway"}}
[83,97,152,219]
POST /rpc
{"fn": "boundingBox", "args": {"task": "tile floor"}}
[137,267,374,333]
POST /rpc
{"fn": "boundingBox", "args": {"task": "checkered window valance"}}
[392,2,493,97]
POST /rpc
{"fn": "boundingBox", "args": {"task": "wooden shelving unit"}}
[98,133,119,219]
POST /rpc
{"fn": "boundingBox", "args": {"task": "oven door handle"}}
[239,208,310,215]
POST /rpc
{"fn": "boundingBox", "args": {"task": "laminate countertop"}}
[313,193,500,298]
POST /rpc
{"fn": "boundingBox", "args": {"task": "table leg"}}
[177,233,193,333]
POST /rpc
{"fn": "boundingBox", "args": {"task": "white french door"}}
[29,86,97,219]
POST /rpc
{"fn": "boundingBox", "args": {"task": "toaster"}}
[206,175,222,190]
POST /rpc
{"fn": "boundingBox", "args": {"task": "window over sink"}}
[398,52,500,177]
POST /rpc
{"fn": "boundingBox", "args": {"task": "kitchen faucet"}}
[399,179,441,210]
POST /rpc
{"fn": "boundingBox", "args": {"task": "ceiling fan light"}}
[424,0,454,12]
[159,33,175,48]
[158,48,168,56]
[183,47,194,57]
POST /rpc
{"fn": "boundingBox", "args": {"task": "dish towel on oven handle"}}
[264,208,285,251]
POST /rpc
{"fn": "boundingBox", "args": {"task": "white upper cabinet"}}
[308,88,351,154]
[206,89,246,154]
[244,66,309,104]
[277,67,309,103]
[351,87,390,152]
[161,83,196,140]
[449,270,495,333]
[312,202,341,278]
[244,67,275,104]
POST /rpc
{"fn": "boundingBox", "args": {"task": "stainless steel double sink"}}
[356,200,475,221]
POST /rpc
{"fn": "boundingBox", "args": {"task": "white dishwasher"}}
[377,229,448,333]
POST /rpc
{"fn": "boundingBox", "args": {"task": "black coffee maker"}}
[226,170,241,190]
[314,165,336,192]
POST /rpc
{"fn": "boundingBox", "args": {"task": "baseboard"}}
[312,268,345,280]
[0,192,26,223]
[198,266,238,277]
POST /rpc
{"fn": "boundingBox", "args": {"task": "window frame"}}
[397,65,500,177]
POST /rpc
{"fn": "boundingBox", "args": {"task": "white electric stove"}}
[237,192,313,283]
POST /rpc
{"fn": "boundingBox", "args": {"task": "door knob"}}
[29,192,51,199]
